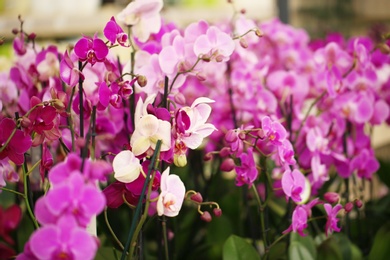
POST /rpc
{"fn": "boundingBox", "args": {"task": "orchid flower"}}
[157,167,185,217]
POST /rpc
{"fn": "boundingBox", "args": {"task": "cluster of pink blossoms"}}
[0,0,389,257]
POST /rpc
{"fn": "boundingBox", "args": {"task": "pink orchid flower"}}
[281,168,308,203]
[193,26,235,62]
[175,97,216,150]
[112,150,142,183]
[117,0,163,43]
[324,203,343,236]
[60,50,84,87]
[157,167,185,217]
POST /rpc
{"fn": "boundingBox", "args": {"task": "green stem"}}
[67,87,76,152]
[293,90,326,144]
[23,159,39,229]
[78,61,84,141]
[252,184,268,248]
[0,187,25,197]
[121,140,162,260]
[162,216,169,260]
[104,208,125,251]
[0,127,17,153]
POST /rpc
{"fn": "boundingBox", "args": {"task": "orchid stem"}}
[121,140,162,260]
[78,61,84,141]
[67,87,76,152]
[162,216,169,260]
[23,155,39,230]
[0,127,17,153]
[104,208,125,251]
[0,187,25,197]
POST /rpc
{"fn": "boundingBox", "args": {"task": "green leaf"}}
[290,232,317,259]
[377,159,390,188]
[368,221,390,260]
[317,237,343,260]
[222,235,260,260]
[94,247,121,260]
[268,241,287,260]
[289,241,314,260]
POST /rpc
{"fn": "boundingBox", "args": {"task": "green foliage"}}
[368,221,390,260]
[222,235,260,260]
[288,232,317,260]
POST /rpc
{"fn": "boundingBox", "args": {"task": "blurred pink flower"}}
[117,0,163,43]
[104,16,129,47]
[60,50,84,87]
[324,203,343,236]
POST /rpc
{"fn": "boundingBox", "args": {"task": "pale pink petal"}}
[113,151,141,183]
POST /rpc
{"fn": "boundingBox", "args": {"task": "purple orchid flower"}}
[74,35,109,65]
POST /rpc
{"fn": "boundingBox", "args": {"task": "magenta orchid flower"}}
[112,150,142,183]
[74,35,109,65]
[0,118,32,165]
[117,0,163,43]
[104,16,129,47]
[283,198,320,236]
[235,148,258,187]
[324,203,343,236]
[60,50,84,87]
[35,172,106,227]
[28,215,98,260]
[157,167,185,217]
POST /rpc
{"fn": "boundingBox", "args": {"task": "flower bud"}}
[137,75,147,87]
[203,152,213,161]
[344,202,353,213]
[239,38,248,49]
[215,55,224,62]
[355,199,363,208]
[220,158,235,172]
[213,208,222,217]
[240,9,246,14]
[20,117,32,128]
[28,33,36,41]
[257,129,265,139]
[324,192,340,204]
[219,147,231,157]
[200,211,212,222]
[190,192,203,203]
[225,130,238,143]
[201,55,210,62]
[12,28,19,35]
[378,43,390,54]
[52,99,66,110]
[238,132,246,140]
[196,72,206,81]
[174,93,186,105]
[174,154,187,167]
[255,28,264,37]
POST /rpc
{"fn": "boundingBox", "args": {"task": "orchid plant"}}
[1,0,390,259]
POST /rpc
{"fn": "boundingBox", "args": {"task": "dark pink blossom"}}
[235,148,258,187]
[39,143,53,181]
[0,204,22,245]
[104,16,129,47]
[261,116,287,146]
[74,35,109,65]
[0,118,32,165]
